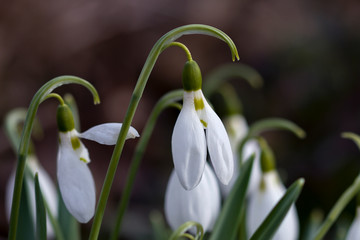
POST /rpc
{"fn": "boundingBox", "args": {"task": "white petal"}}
[243,140,262,196]
[204,100,234,185]
[247,171,299,240]
[57,133,96,223]
[346,207,360,240]
[165,163,220,232]
[171,93,207,190]
[5,169,16,222]
[79,123,139,145]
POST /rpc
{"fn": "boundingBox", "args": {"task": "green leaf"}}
[16,177,36,240]
[150,210,171,240]
[58,188,81,240]
[249,178,305,240]
[34,173,46,240]
[209,154,255,240]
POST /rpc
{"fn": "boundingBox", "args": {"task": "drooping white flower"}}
[56,104,139,223]
[6,155,58,237]
[220,114,262,197]
[172,60,233,190]
[345,207,360,240]
[165,163,220,232]
[247,170,299,239]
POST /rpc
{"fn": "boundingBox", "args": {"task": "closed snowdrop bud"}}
[247,171,299,239]
[171,60,233,190]
[165,163,220,233]
[346,207,360,240]
[56,104,139,223]
[6,155,58,237]
[220,114,262,197]
[247,138,299,240]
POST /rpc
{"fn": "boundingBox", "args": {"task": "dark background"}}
[0,0,360,239]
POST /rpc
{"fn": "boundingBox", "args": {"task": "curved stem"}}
[203,63,263,96]
[4,108,29,153]
[44,93,65,105]
[248,118,306,139]
[109,89,183,240]
[169,221,204,240]
[217,83,243,115]
[168,42,193,61]
[88,24,239,240]
[313,174,360,240]
[8,76,99,240]
[342,132,360,150]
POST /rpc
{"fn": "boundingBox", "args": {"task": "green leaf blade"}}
[249,178,305,240]
[34,173,47,240]
[209,154,255,240]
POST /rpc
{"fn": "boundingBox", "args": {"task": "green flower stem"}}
[88,24,239,240]
[248,118,306,139]
[313,132,360,239]
[217,83,243,116]
[4,108,29,153]
[8,76,99,240]
[342,132,360,150]
[313,173,360,240]
[237,118,305,165]
[109,89,183,240]
[168,42,192,61]
[43,93,65,105]
[203,63,263,96]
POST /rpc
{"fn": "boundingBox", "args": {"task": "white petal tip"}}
[128,126,140,139]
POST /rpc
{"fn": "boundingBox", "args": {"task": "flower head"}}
[247,139,299,239]
[164,163,220,232]
[171,60,234,190]
[56,104,139,223]
[247,171,299,239]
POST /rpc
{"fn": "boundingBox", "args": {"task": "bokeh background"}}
[1,0,360,239]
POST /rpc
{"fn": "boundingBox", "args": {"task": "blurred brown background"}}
[1,0,360,239]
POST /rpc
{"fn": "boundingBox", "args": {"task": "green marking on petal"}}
[71,136,81,150]
[194,97,204,110]
[80,157,87,163]
[200,119,208,127]
[259,178,266,192]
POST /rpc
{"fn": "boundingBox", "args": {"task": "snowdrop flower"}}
[56,104,139,223]
[220,114,262,197]
[172,60,233,190]
[6,154,58,237]
[165,163,220,232]
[345,206,360,240]
[247,139,299,239]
